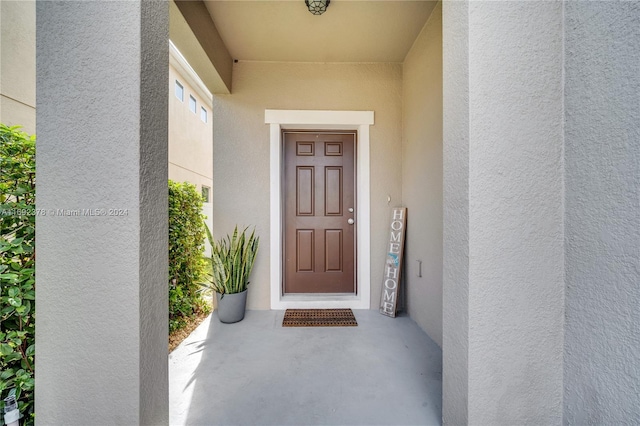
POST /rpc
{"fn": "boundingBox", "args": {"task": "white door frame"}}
[265,109,374,309]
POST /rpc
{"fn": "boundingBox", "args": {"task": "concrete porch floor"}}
[169,310,442,425]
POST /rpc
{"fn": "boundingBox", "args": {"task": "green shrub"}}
[0,124,36,426]
[168,180,210,333]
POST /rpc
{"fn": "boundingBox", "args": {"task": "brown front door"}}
[284,131,356,294]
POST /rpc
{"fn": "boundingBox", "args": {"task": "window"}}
[175,81,183,101]
[201,186,210,203]
[189,95,196,113]
[201,107,208,123]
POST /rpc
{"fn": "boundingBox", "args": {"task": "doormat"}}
[282,309,358,327]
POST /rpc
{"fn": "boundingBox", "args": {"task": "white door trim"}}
[265,109,374,310]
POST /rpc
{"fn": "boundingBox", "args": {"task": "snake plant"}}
[203,225,259,295]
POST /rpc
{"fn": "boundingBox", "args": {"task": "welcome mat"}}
[282,309,358,327]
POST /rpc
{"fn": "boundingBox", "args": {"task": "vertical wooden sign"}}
[379,207,406,318]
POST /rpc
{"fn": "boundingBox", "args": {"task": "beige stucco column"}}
[35,2,169,424]
[443,1,564,424]
[444,1,640,423]
[563,3,640,423]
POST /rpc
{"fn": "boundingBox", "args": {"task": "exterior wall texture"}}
[213,61,402,310]
[168,64,213,191]
[467,3,564,423]
[444,2,565,423]
[563,3,640,423]
[442,0,469,423]
[1,0,36,133]
[402,2,443,347]
[36,2,168,423]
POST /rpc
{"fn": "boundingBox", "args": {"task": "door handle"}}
[347,218,355,225]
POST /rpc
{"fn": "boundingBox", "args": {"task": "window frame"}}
[175,80,184,102]
[201,185,210,203]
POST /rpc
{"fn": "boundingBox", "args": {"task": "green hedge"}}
[0,124,36,426]
[168,180,211,333]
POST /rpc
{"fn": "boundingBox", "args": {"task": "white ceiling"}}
[204,1,438,63]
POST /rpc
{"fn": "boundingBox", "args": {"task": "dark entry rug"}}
[282,309,358,327]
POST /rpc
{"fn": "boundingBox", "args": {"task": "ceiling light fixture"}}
[305,0,330,15]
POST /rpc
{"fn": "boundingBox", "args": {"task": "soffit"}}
[203,0,437,63]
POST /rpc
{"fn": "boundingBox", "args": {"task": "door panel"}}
[284,132,356,294]
[296,167,314,215]
[324,167,342,215]
[296,229,314,272]
[324,229,343,272]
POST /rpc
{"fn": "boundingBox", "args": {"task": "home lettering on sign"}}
[379,207,406,318]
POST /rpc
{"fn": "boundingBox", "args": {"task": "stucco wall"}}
[442,1,469,423]
[168,63,213,191]
[36,2,168,423]
[402,2,443,347]
[213,61,402,309]
[563,3,640,423]
[467,2,564,423]
[444,2,565,423]
[1,0,36,133]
